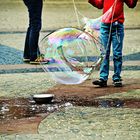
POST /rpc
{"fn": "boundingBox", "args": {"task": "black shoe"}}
[113,79,122,87]
[92,79,107,87]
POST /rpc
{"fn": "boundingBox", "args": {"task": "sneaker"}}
[23,58,30,62]
[113,79,122,87]
[92,79,107,87]
[30,55,49,64]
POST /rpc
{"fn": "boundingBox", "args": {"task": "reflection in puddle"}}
[0,97,139,122]
[60,95,140,108]
[0,98,74,133]
[99,100,124,108]
[0,98,73,122]
[0,97,139,134]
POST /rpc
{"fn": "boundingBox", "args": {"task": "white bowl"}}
[33,94,54,104]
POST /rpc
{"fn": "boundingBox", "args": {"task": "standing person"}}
[89,0,138,87]
[23,0,48,64]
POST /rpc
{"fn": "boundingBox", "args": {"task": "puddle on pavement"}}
[0,97,72,122]
[0,97,139,122]
[59,95,140,108]
[0,97,73,134]
[0,97,139,134]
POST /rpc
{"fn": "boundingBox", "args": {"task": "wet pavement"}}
[0,0,140,139]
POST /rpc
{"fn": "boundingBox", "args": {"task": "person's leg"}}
[93,23,111,87]
[112,22,124,86]
[28,0,42,61]
[99,23,111,81]
[23,27,30,60]
[23,0,31,61]
[23,0,42,61]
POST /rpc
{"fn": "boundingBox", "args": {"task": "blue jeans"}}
[23,0,43,61]
[100,22,124,81]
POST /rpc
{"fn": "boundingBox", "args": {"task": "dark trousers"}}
[23,0,43,61]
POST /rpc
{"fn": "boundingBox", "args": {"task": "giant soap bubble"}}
[39,27,105,85]
[38,1,119,85]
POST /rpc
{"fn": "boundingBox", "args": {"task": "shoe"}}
[30,55,49,64]
[113,79,122,87]
[92,79,107,87]
[23,58,30,62]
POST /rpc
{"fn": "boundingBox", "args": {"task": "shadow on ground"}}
[47,78,140,106]
[0,44,23,65]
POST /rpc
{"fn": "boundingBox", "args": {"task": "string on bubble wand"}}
[72,0,118,35]
[72,0,118,72]
[106,0,118,49]
[72,0,81,28]
[72,0,103,72]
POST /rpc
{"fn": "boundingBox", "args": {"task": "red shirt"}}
[88,0,138,23]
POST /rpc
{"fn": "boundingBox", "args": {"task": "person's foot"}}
[23,58,30,62]
[113,79,122,87]
[30,55,49,64]
[92,79,107,87]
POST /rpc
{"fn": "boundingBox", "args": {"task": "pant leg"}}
[23,27,30,59]
[112,22,124,81]
[23,0,43,60]
[23,0,31,59]
[100,23,111,81]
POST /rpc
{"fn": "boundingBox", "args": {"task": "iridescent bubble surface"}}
[40,28,104,85]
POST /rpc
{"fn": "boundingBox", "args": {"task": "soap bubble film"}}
[39,28,104,84]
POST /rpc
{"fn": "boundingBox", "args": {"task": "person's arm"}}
[124,0,138,8]
[88,0,104,9]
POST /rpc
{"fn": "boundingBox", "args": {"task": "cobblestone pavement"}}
[0,1,140,139]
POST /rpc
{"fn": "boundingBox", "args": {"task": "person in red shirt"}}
[89,0,138,87]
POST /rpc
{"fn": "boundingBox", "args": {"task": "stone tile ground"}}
[0,1,140,139]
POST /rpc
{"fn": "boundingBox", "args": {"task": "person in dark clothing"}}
[23,0,48,64]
